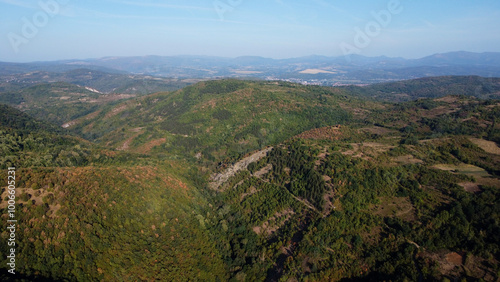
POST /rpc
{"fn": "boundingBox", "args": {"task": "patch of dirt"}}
[419,251,462,277]
[420,250,499,281]
[446,252,463,265]
[421,106,460,118]
[117,136,135,151]
[342,143,363,158]
[240,186,260,201]
[459,182,481,193]
[469,138,500,155]
[322,189,336,217]
[61,110,103,129]
[253,164,272,179]
[252,209,295,236]
[130,127,144,133]
[105,103,129,119]
[371,196,416,222]
[393,155,424,165]
[0,187,61,217]
[434,162,500,188]
[209,147,273,190]
[136,138,167,154]
[435,96,460,103]
[117,130,144,151]
[363,142,396,156]
[295,125,342,140]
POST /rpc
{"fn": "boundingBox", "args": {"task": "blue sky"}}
[1,0,499,62]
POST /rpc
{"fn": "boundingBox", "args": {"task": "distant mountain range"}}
[1,51,500,85]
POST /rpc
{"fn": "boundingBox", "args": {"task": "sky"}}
[1,0,500,62]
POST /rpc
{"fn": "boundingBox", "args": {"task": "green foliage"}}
[0,166,227,281]
[345,76,500,102]
[68,80,355,166]
[1,78,499,281]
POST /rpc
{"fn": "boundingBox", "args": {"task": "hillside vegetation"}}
[344,76,500,102]
[1,77,499,281]
[0,105,226,281]
[66,80,366,166]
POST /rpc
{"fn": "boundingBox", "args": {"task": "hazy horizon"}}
[3,50,500,64]
[1,0,500,62]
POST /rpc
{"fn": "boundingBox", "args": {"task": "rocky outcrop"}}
[209,147,273,190]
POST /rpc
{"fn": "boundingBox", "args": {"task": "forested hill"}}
[0,103,63,133]
[0,77,499,281]
[63,79,364,166]
[0,102,228,280]
[344,76,500,102]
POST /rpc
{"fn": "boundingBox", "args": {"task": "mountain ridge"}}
[2,51,500,84]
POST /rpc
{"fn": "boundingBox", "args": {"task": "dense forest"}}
[1,78,499,281]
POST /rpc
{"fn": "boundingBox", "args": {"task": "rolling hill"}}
[3,51,500,85]
[344,76,500,102]
[63,79,365,165]
[1,77,499,281]
[0,104,227,281]
[0,68,193,95]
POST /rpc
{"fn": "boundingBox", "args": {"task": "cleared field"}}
[469,138,500,155]
[371,196,416,221]
[433,163,490,177]
[393,155,424,164]
[433,163,500,188]
[299,69,336,74]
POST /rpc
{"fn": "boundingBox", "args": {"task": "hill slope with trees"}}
[1,77,499,281]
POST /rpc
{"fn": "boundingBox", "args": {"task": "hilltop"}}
[63,79,361,165]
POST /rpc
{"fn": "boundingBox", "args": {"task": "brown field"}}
[393,155,424,165]
[295,125,342,140]
[299,69,336,74]
[136,138,167,154]
[459,182,481,193]
[433,163,490,177]
[371,196,416,222]
[433,163,500,188]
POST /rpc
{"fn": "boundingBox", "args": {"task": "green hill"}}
[0,104,227,280]
[1,78,499,281]
[0,82,136,126]
[344,76,500,102]
[67,80,367,166]
[0,68,192,95]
